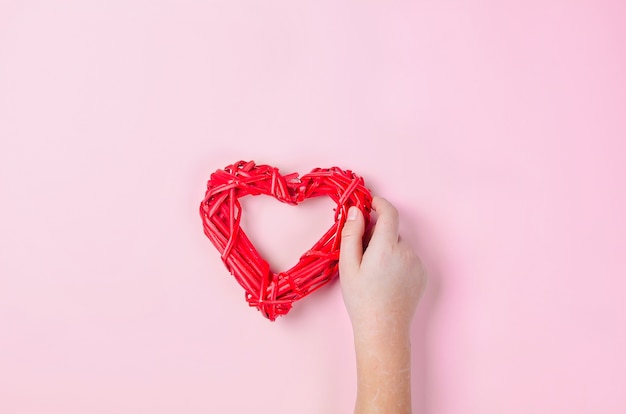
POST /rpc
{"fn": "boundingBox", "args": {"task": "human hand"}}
[339,197,426,340]
[339,196,426,413]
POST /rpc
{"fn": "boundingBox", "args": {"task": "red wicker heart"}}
[199,161,372,321]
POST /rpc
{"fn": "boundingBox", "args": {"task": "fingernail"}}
[347,207,358,221]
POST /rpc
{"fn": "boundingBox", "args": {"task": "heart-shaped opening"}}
[239,196,337,274]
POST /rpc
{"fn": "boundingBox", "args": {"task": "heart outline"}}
[199,160,372,320]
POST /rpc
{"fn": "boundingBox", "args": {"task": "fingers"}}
[339,206,365,277]
[370,197,400,245]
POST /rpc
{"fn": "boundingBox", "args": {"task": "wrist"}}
[351,314,412,346]
[354,329,411,353]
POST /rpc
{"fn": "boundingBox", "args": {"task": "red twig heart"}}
[199,161,372,321]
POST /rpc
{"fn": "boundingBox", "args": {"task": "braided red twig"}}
[199,161,372,321]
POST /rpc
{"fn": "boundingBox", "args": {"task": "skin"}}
[339,197,427,414]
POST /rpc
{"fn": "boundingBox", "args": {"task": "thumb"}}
[339,206,365,277]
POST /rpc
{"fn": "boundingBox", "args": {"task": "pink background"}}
[1,1,625,413]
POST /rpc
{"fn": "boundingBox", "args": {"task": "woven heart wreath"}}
[199,161,372,321]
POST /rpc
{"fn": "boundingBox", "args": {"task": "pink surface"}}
[1,1,625,413]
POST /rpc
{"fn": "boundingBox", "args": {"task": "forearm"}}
[353,330,412,414]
